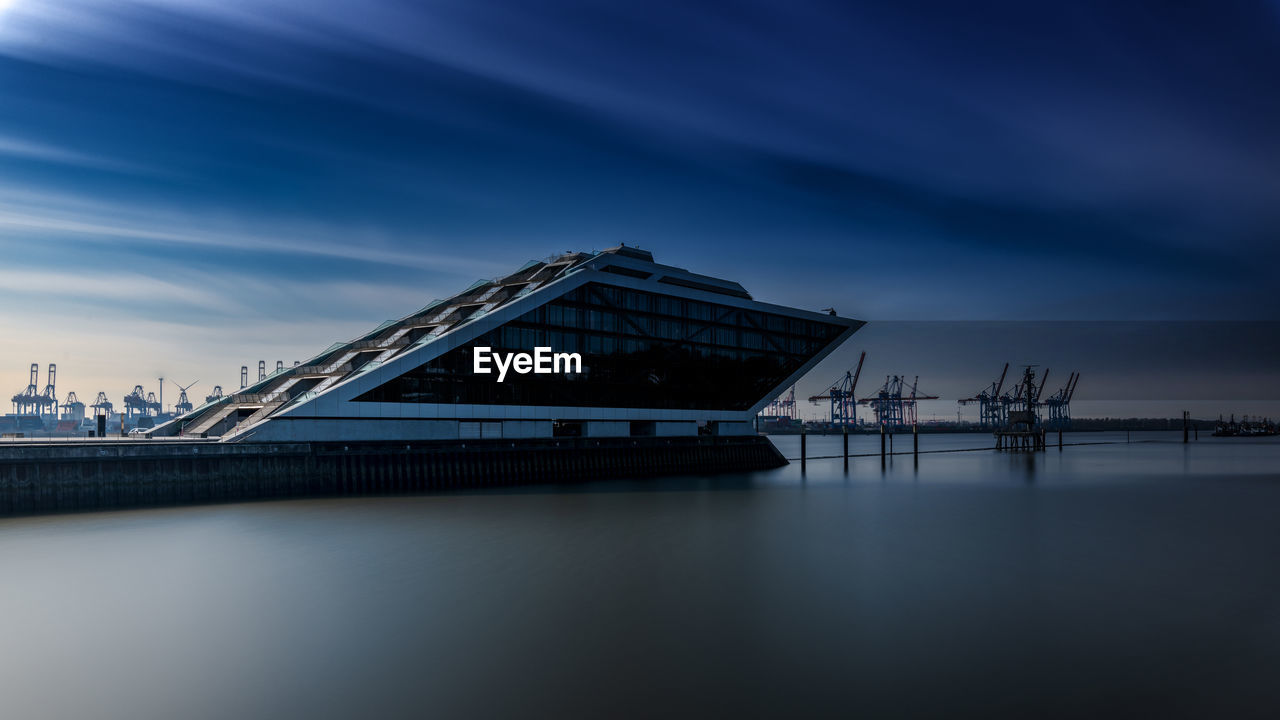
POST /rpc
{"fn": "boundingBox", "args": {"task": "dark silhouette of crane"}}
[11,363,40,415]
[37,364,58,417]
[808,351,866,427]
[61,391,85,421]
[958,363,1010,428]
[860,374,938,430]
[123,385,160,418]
[1044,372,1080,430]
[90,392,114,418]
[761,386,797,421]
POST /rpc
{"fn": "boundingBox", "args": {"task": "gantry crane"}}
[1044,371,1080,430]
[205,385,224,404]
[958,363,1010,428]
[860,374,938,431]
[61,391,86,422]
[761,386,798,421]
[90,391,114,418]
[123,385,160,418]
[38,364,58,417]
[11,363,40,415]
[808,351,866,427]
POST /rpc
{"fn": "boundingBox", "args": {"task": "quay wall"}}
[0,435,786,516]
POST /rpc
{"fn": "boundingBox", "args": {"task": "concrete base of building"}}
[229,417,742,443]
[0,435,786,517]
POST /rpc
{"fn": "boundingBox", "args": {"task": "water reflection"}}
[0,433,1277,718]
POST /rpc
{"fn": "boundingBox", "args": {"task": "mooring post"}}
[1183,411,1189,444]
[800,427,807,472]
[1058,429,1063,450]
[880,424,886,468]
[842,424,849,472]
[912,422,919,467]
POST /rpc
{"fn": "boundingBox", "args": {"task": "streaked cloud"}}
[0,0,1275,411]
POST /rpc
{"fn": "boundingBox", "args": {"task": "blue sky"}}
[0,1,1277,415]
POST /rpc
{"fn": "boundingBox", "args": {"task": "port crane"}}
[38,364,58,417]
[860,374,938,431]
[90,392,114,418]
[123,385,161,418]
[958,363,1010,428]
[11,363,59,416]
[761,386,798,421]
[1044,371,1080,430]
[61,391,85,421]
[11,363,40,415]
[808,351,866,427]
[205,386,224,404]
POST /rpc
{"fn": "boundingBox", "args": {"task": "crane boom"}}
[850,351,865,397]
[994,362,1009,397]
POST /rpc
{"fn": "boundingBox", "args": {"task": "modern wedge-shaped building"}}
[155,246,863,446]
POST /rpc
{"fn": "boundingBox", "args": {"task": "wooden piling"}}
[842,425,849,472]
[912,422,918,466]
[880,424,886,468]
[800,429,806,472]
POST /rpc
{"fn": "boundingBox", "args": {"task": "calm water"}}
[1,432,1278,718]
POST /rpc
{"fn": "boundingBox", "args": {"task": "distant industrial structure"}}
[806,351,865,428]
[959,364,1080,431]
[860,374,938,431]
[760,386,798,422]
[10,364,57,417]
[3,358,300,436]
[1044,372,1081,430]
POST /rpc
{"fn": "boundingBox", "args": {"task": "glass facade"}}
[355,283,847,411]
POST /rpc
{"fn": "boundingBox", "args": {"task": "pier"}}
[0,435,784,516]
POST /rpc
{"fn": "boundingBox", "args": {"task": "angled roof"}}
[154,246,855,439]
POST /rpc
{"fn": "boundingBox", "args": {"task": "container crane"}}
[860,374,938,431]
[123,385,150,418]
[37,363,58,417]
[60,391,86,423]
[90,392,114,418]
[760,386,797,421]
[11,363,40,415]
[808,351,866,427]
[1044,371,1080,430]
[958,363,1009,428]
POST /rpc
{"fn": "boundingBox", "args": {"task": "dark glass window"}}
[355,282,847,411]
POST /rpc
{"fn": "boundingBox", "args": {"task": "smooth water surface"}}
[1,432,1278,718]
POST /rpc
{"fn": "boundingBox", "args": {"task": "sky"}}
[0,0,1277,417]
